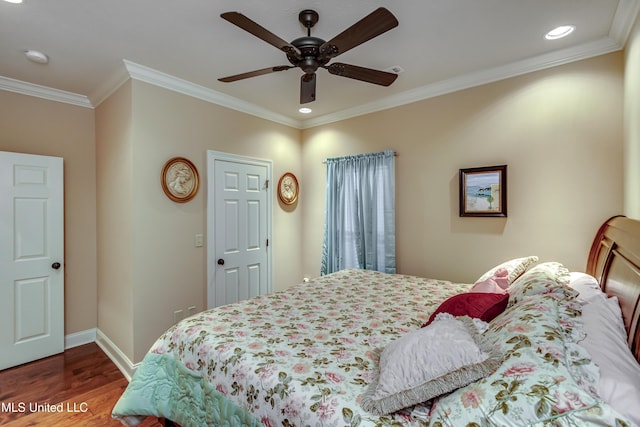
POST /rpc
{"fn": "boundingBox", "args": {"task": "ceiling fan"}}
[218,8,399,104]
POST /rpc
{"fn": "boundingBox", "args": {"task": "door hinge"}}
[265,179,269,189]
[266,239,269,247]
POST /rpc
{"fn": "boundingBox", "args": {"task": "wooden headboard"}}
[587,215,640,363]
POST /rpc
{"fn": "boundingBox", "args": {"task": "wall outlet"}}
[173,309,183,324]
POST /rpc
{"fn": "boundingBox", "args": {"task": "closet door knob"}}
[217,259,225,266]
[52,262,61,270]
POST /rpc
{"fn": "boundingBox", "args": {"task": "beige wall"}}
[96,80,302,362]
[95,81,135,358]
[625,13,640,219]
[0,90,97,336]
[0,47,628,364]
[302,53,624,283]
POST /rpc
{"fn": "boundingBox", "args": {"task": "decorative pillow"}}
[475,256,539,285]
[508,262,577,306]
[424,292,509,326]
[360,315,501,416]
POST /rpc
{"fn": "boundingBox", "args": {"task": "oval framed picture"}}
[277,172,299,205]
[161,157,199,203]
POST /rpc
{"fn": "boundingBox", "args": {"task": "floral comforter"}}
[112,267,636,427]
[112,269,469,427]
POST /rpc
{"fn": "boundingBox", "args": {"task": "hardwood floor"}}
[0,343,165,426]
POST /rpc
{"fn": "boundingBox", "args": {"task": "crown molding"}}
[90,63,130,108]
[0,32,627,126]
[610,0,640,44]
[120,31,625,131]
[122,60,302,129]
[301,35,623,128]
[1,0,636,126]
[0,75,92,108]
[302,0,639,128]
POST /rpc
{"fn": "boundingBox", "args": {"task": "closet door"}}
[207,151,272,309]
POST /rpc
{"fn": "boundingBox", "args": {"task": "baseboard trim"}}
[63,328,139,381]
[64,328,96,349]
[95,329,138,381]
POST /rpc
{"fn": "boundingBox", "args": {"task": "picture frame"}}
[277,172,299,205]
[459,165,507,217]
[161,157,199,203]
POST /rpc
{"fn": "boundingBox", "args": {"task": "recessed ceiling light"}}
[299,107,312,114]
[24,50,49,64]
[3,0,23,3]
[545,25,575,40]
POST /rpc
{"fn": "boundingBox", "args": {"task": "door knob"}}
[52,262,61,270]
[217,259,225,266]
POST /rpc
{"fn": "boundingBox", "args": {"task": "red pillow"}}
[424,292,509,326]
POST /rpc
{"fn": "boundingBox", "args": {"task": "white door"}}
[207,151,271,309]
[0,151,64,370]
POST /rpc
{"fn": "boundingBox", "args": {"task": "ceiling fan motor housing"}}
[288,36,329,74]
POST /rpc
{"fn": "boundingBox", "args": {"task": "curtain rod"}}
[322,152,398,164]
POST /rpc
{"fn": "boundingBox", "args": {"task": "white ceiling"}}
[1,0,638,128]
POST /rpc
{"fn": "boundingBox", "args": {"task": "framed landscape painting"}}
[459,165,507,217]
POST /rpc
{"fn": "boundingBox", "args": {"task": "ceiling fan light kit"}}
[218,7,399,104]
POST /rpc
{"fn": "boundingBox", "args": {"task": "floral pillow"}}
[475,256,539,285]
[361,315,501,416]
[508,262,577,306]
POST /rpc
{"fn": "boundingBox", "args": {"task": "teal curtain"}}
[320,150,396,275]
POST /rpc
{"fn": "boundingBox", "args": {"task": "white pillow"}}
[580,296,640,425]
[568,271,606,303]
[360,315,501,416]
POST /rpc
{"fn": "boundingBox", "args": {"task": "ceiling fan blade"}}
[325,63,397,86]
[221,12,301,58]
[300,74,316,104]
[320,8,398,59]
[219,66,293,82]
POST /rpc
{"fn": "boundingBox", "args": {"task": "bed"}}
[112,215,640,426]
